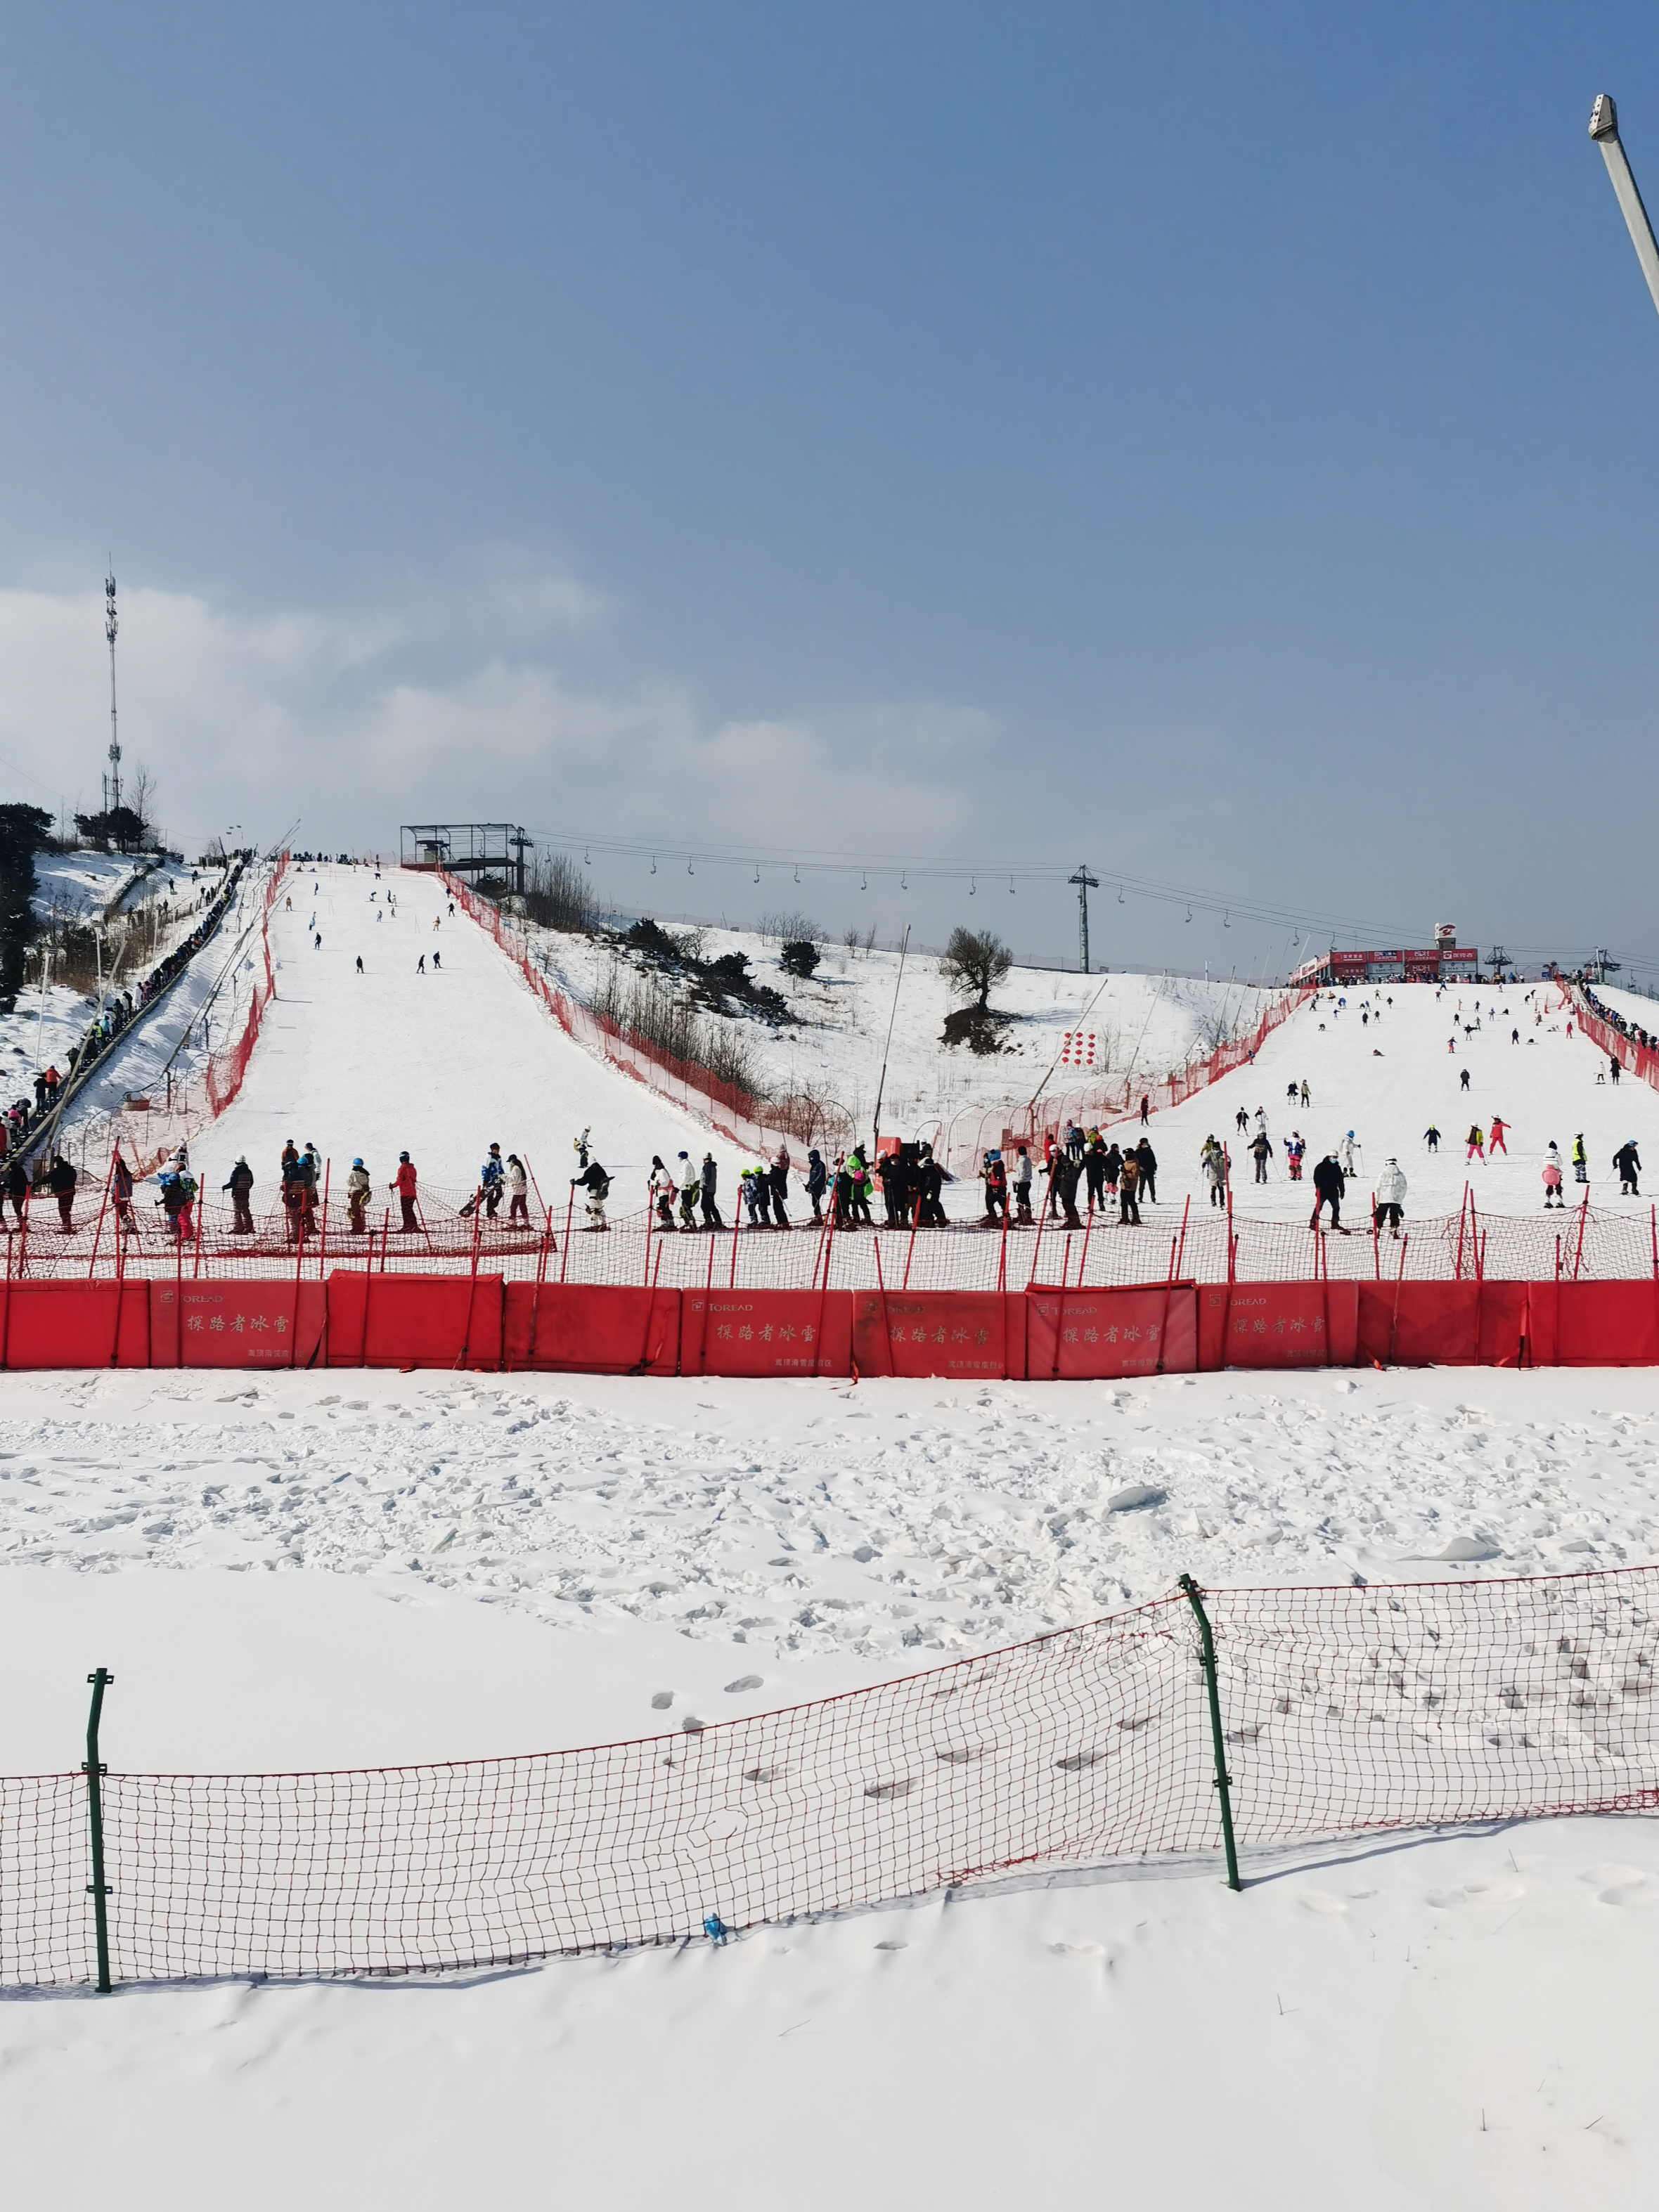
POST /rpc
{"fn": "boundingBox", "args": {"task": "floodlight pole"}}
[1589,95,1659,323]
[1068,865,1099,975]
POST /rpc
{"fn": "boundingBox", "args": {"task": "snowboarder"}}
[1310,1152,1345,1231]
[673,1151,699,1229]
[479,1144,505,1220]
[698,1152,723,1229]
[47,1151,75,1231]
[1542,1145,1565,1210]
[982,1150,1008,1225]
[344,1158,371,1233]
[1117,1149,1141,1225]
[506,1153,529,1226]
[1201,1137,1227,1209]
[571,1156,610,1231]
[224,1156,256,1234]
[1614,1139,1641,1196]
[1373,1158,1405,1235]
[649,1155,677,1228]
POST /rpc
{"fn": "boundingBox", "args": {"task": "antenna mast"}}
[105,567,122,818]
[1589,96,1659,322]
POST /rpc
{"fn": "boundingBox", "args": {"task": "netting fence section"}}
[6,1188,1650,1289]
[5,1566,1658,1986]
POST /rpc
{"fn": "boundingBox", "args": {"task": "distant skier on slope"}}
[1573,1134,1588,1185]
[1488,1115,1509,1156]
[1424,1125,1441,1152]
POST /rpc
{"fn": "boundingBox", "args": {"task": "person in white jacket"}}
[505,1152,529,1226]
[1373,1158,1406,1236]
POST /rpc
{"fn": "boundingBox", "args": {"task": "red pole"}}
[87,1148,117,1280]
[559,1184,574,1285]
[1573,1190,1589,1281]
[726,1174,741,1288]
[1174,1191,1191,1279]
[643,1174,654,1288]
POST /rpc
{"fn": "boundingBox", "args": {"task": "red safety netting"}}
[6,1564,1657,1986]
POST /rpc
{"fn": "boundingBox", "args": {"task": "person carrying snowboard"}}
[571,1156,610,1231]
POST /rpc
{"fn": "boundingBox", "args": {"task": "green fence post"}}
[1177,1576,1241,1891]
[83,1667,115,1992]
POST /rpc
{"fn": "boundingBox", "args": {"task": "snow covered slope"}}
[202,862,716,1201]
[532,912,1279,1143]
[1142,978,1659,1222]
[4,1362,1659,2208]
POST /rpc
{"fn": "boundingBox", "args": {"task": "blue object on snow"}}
[704,1913,730,1946]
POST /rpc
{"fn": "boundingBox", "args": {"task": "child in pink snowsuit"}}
[1489,1115,1509,1155]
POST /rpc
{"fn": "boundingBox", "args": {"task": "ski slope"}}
[1126,978,1659,1224]
[203,862,716,1205]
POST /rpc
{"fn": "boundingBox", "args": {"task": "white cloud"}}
[0,571,998,860]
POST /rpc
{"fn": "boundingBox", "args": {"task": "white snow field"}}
[4,870,1659,2208]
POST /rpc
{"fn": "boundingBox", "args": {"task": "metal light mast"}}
[1069,863,1099,974]
[104,568,122,818]
[1589,95,1659,323]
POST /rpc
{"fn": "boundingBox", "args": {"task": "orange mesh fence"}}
[6,1565,1657,1986]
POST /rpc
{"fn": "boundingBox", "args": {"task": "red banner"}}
[1199,1281,1358,1369]
[851,1292,1024,1379]
[0,1281,150,1369]
[327,1273,503,1369]
[680,1291,853,1377]
[1555,1281,1659,1366]
[1025,1285,1197,1378]
[502,1283,679,1373]
[151,1279,327,1368]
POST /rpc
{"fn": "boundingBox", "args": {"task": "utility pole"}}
[1068,864,1099,975]
[1589,96,1659,323]
[105,568,122,820]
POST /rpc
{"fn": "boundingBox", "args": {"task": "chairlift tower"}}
[1069,864,1099,974]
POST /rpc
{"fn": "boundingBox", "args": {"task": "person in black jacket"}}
[805,1148,827,1224]
[1135,1136,1157,1203]
[224,1156,255,1234]
[1052,1149,1083,1229]
[1614,1140,1641,1196]
[6,1155,27,1229]
[699,1151,723,1230]
[915,1146,947,1227]
[1310,1153,1345,1231]
[47,1152,76,1231]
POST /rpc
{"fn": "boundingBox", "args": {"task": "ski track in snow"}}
[3,1367,1657,1676]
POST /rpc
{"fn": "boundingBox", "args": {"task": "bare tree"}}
[938,927,1012,1011]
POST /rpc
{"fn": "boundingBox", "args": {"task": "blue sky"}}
[2,4,1658,977]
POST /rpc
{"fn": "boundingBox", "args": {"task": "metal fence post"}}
[83,1667,115,1991]
[1178,1576,1241,1891]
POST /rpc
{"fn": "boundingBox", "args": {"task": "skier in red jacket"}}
[391,1152,419,1232]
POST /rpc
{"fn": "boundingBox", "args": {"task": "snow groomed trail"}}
[205,862,716,1208]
